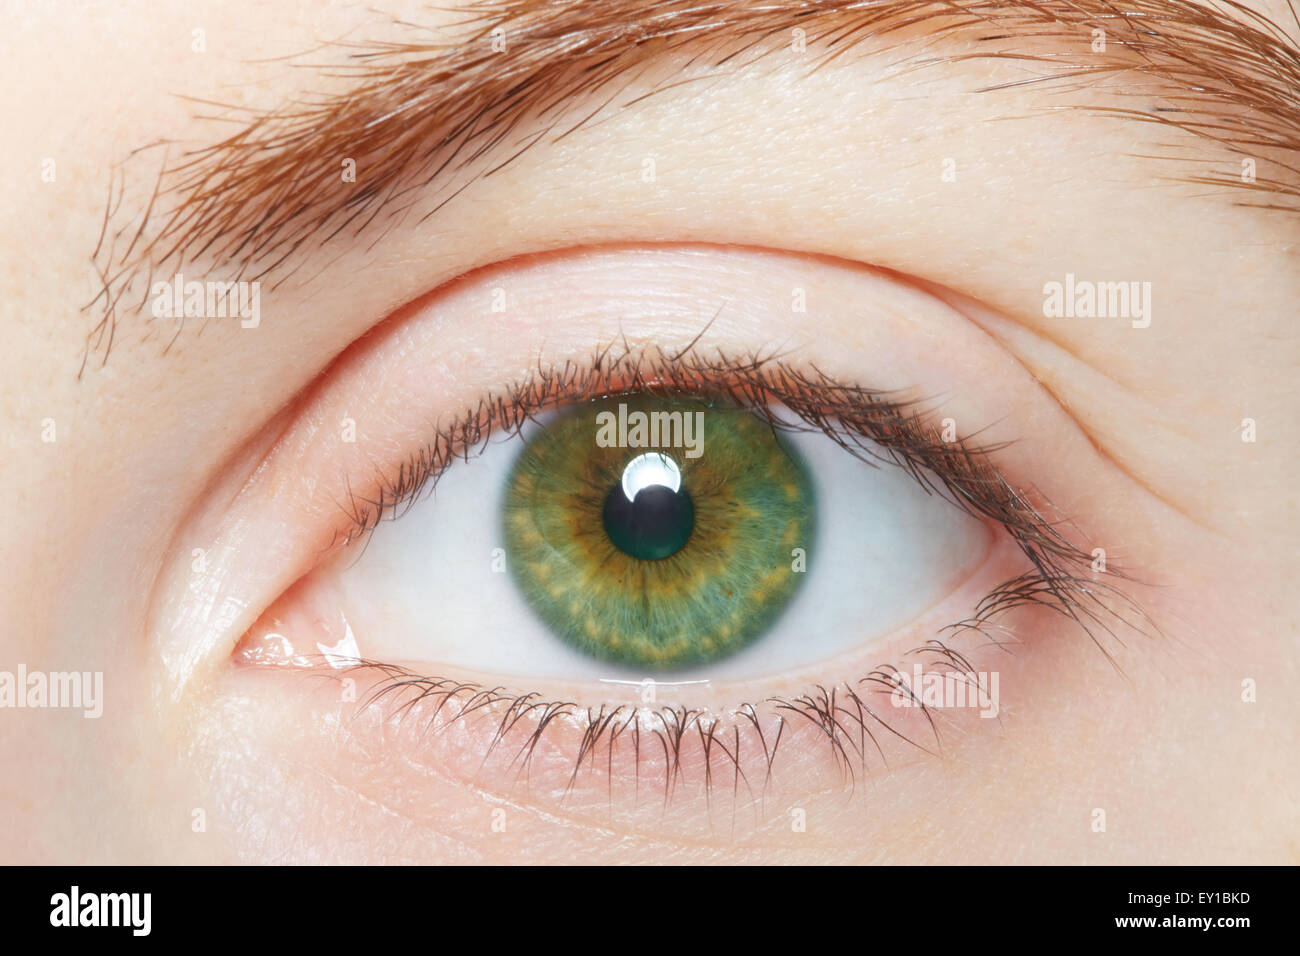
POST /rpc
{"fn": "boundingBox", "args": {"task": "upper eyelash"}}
[316,335,1154,803]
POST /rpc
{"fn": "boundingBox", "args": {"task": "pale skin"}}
[1,0,1296,863]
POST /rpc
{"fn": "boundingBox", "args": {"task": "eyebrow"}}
[86,0,1300,369]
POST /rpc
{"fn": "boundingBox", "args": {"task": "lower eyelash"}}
[304,642,994,808]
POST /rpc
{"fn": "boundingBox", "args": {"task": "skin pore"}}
[0,0,1297,862]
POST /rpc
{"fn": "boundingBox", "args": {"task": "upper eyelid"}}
[84,0,1300,370]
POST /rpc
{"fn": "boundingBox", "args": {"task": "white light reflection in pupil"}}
[620,452,682,501]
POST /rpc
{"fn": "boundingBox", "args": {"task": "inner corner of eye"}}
[248,388,991,682]
[232,570,362,671]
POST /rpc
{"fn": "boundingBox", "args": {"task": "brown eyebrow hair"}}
[86,0,1300,370]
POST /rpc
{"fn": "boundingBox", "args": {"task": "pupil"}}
[602,481,695,560]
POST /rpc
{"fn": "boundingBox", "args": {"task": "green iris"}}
[502,393,815,670]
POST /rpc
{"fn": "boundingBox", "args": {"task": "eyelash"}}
[313,336,1149,798]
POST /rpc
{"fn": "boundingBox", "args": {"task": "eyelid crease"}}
[921,279,1236,539]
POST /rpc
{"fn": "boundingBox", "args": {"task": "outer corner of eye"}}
[236,388,996,689]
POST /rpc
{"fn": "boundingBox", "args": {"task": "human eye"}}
[167,244,1143,824]
[277,382,989,681]
[241,357,1001,679]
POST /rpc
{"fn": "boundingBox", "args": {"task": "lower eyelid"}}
[228,532,1029,812]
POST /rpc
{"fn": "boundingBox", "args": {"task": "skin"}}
[0,0,1296,863]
